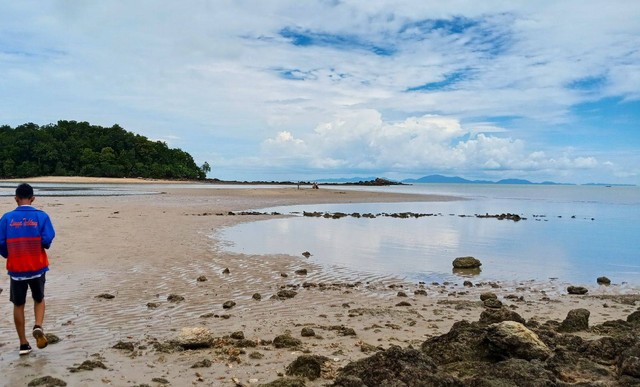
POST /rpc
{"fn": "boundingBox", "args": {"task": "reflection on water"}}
[217,185,640,285]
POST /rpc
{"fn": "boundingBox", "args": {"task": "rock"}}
[597,276,611,285]
[280,272,288,277]
[276,290,298,299]
[302,251,312,258]
[222,268,230,274]
[414,289,427,296]
[301,327,315,337]
[452,256,482,269]
[559,308,590,332]
[234,339,258,348]
[252,293,262,300]
[628,311,640,324]
[584,336,633,364]
[548,349,617,385]
[68,360,108,372]
[294,269,308,275]
[397,291,408,297]
[27,376,67,386]
[333,346,459,386]
[196,275,207,282]
[486,321,552,361]
[285,355,331,380]
[483,298,503,309]
[333,326,356,336]
[478,307,526,325]
[147,302,159,308]
[618,344,640,378]
[230,331,245,340]
[223,300,236,309]
[360,342,379,353]
[480,292,497,301]
[273,334,302,348]
[112,341,135,351]
[395,301,412,307]
[191,359,212,368]
[259,377,306,387]
[567,285,588,295]
[167,294,184,302]
[460,358,556,386]
[96,293,115,300]
[421,320,492,365]
[175,327,214,349]
[45,333,60,345]
[463,280,473,287]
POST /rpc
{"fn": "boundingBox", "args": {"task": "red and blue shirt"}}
[0,205,55,279]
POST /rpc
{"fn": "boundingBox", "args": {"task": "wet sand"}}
[0,181,637,386]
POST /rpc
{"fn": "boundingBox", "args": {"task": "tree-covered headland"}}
[0,121,208,180]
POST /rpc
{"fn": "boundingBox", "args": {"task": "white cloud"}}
[260,111,602,179]
[1,1,639,183]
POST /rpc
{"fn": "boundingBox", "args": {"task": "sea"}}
[216,184,640,287]
[1,182,638,287]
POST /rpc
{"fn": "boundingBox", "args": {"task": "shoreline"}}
[0,176,406,187]
[0,186,637,386]
[0,176,199,185]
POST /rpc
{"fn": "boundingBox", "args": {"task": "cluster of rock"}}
[302,211,527,221]
[259,305,640,386]
[193,210,534,221]
[114,296,640,387]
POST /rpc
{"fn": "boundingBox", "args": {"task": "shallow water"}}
[217,184,640,286]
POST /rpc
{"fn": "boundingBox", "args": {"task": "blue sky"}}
[1,1,639,184]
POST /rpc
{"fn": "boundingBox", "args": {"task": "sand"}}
[0,179,637,386]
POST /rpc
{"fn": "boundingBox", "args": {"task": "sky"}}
[1,1,639,184]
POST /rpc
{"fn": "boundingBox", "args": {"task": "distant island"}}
[401,174,561,185]
[0,121,208,180]
[316,174,635,187]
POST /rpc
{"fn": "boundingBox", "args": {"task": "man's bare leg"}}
[34,299,45,327]
[32,300,48,349]
[13,304,28,345]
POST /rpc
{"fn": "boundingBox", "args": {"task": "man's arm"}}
[0,216,7,258]
[40,214,55,249]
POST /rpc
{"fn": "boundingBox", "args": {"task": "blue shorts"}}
[9,273,46,306]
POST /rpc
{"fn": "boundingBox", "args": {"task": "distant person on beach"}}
[0,183,55,355]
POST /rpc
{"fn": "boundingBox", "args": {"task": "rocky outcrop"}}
[327,307,640,386]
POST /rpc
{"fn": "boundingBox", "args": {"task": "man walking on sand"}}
[0,183,55,355]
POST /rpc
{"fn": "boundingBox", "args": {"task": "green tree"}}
[0,121,205,180]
